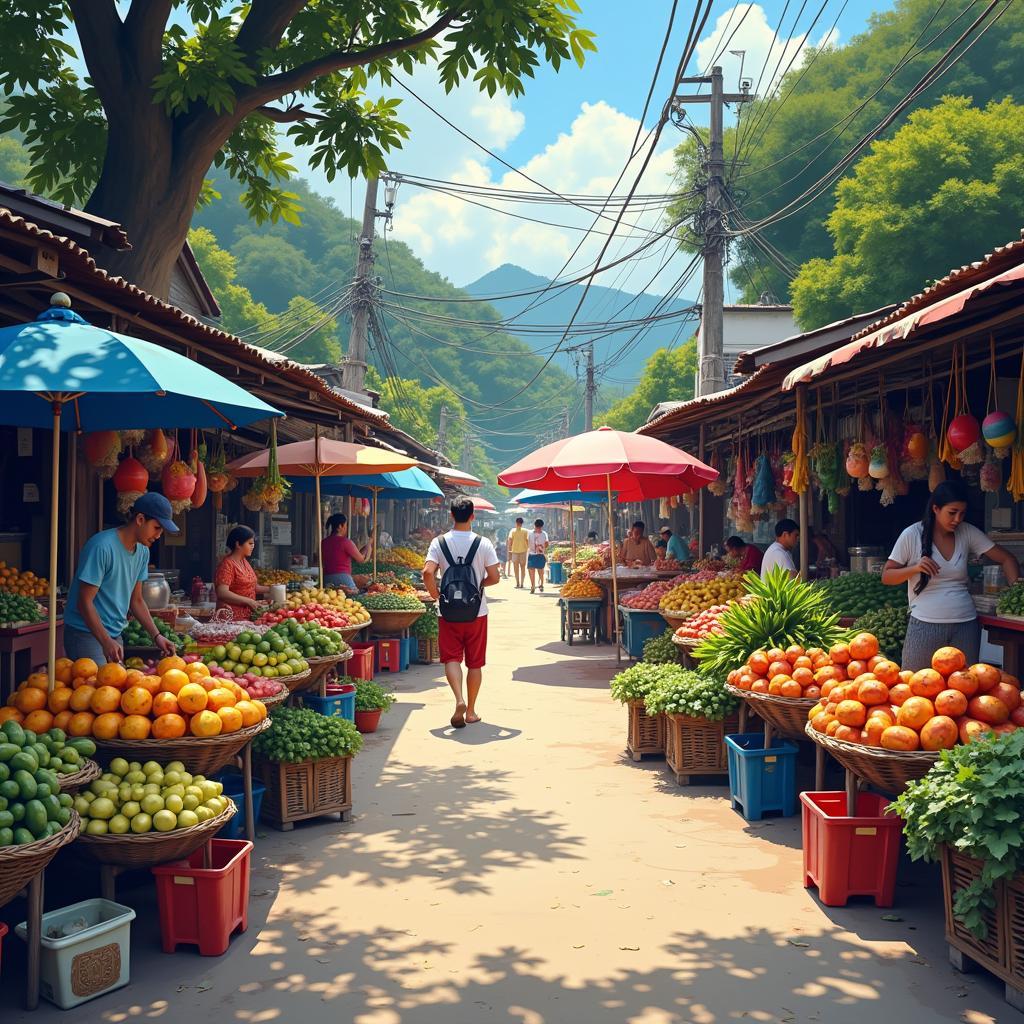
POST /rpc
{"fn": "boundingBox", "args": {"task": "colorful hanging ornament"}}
[119,429,145,450]
[161,437,196,515]
[983,335,1015,457]
[112,455,148,514]
[138,428,171,478]
[981,456,1002,493]
[845,441,869,479]
[751,452,775,515]
[84,431,121,479]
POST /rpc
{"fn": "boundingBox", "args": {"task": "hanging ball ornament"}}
[947,414,984,465]
[982,410,1015,456]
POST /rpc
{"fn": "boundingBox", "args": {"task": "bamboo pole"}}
[569,501,576,566]
[607,475,620,664]
[372,488,379,581]
[48,403,60,692]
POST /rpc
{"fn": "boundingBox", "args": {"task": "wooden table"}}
[0,620,63,703]
[978,614,1024,675]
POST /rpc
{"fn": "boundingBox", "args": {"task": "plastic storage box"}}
[399,636,414,671]
[16,899,136,1009]
[298,689,356,722]
[619,608,666,659]
[347,643,375,680]
[801,791,902,906]
[214,772,266,841]
[725,733,799,821]
[152,839,252,956]
[375,638,403,673]
[548,562,565,585]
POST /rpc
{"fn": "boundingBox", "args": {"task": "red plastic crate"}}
[152,839,252,955]
[801,791,902,907]
[375,638,402,673]
[347,643,375,680]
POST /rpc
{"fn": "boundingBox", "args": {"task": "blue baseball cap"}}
[131,492,180,534]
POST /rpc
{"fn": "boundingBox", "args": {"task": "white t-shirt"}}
[889,522,993,623]
[426,530,499,617]
[761,541,796,578]
[528,530,549,555]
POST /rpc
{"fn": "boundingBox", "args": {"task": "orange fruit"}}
[25,672,49,691]
[811,711,834,734]
[846,660,867,681]
[934,689,969,718]
[780,679,803,698]
[67,711,95,736]
[910,668,946,699]
[47,686,73,714]
[768,679,784,696]
[932,646,967,677]
[160,668,190,694]
[960,717,993,744]
[0,707,23,725]
[253,698,267,721]
[235,700,261,728]
[857,680,890,707]
[14,687,46,714]
[872,660,900,686]
[920,716,958,751]
[120,686,153,716]
[137,674,162,696]
[881,725,920,751]
[89,685,123,714]
[766,647,787,664]
[177,682,208,715]
[748,651,770,676]
[946,670,979,698]
[889,683,913,707]
[897,696,935,731]
[157,655,187,676]
[22,709,54,734]
[185,661,211,679]
[849,633,880,661]
[803,684,821,701]
[52,710,73,732]
[97,662,127,689]
[152,713,187,739]
[152,691,180,717]
[969,694,1010,726]
[785,644,806,661]
[834,724,862,744]
[835,699,867,728]
[124,668,145,687]
[54,658,73,684]
[92,711,124,739]
[189,709,222,737]
[751,679,770,694]
[71,657,99,681]
[989,682,1021,713]
[867,705,896,724]
[792,667,814,686]
[829,642,851,665]
[205,687,236,712]
[119,714,151,740]
[217,706,243,734]
[864,717,888,747]
[767,660,790,681]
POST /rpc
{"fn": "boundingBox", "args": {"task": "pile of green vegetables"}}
[997,581,1024,617]
[816,572,905,617]
[123,617,189,649]
[356,593,424,611]
[409,604,439,639]
[643,666,738,721]
[0,592,43,626]
[852,605,909,663]
[252,706,363,763]
[609,662,675,704]
[641,630,679,665]
[354,679,396,713]
[695,569,843,674]
[266,617,350,658]
[892,730,1024,938]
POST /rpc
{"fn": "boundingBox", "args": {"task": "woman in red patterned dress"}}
[214,526,271,621]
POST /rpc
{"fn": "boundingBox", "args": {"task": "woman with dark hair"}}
[724,535,763,574]
[322,513,372,590]
[882,480,1019,670]
[215,525,271,621]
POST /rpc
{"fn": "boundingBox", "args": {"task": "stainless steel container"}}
[141,573,171,609]
[848,546,884,573]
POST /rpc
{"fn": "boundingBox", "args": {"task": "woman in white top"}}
[882,480,1019,670]
[527,518,549,594]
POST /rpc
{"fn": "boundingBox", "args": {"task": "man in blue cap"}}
[64,493,180,666]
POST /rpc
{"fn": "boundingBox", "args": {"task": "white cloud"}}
[469,97,525,151]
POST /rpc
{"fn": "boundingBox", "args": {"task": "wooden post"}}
[797,385,810,581]
[607,475,621,664]
[697,423,706,558]
[47,404,61,692]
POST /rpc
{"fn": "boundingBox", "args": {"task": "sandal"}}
[451,703,467,729]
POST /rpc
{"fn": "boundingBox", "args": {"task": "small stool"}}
[561,599,602,645]
[375,639,402,673]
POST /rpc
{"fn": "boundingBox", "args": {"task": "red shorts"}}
[439,615,488,669]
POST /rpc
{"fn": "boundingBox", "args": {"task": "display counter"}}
[978,614,1024,675]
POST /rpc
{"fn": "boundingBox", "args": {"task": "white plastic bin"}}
[16,898,135,1009]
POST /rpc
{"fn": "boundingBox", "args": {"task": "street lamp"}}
[728,49,747,92]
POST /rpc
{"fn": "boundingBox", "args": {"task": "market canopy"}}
[512,487,615,506]
[227,436,416,477]
[290,466,442,500]
[432,466,483,488]
[466,495,496,513]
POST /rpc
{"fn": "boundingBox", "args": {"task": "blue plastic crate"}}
[214,773,266,840]
[620,608,666,659]
[725,733,799,821]
[399,637,413,671]
[298,690,356,722]
[548,562,565,585]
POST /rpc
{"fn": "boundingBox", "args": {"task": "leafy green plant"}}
[694,569,843,674]
[409,604,439,639]
[355,679,396,713]
[643,666,738,720]
[253,706,362,763]
[891,731,1024,938]
[853,605,908,663]
[609,663,674,704]
[641,630,679,665]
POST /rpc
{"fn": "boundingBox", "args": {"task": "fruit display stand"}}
[336,620,371,643]
[664,712,739,786]
[56,759,101,794]
[302,649,353,697]
[254,684,290,710]
[978,613,1024,675]
[0,813,81,1009]
[366,608,425,635]
[254,754,352,830]
[277,667,314,695]
[0,619,64,703]
[626,700,665,760]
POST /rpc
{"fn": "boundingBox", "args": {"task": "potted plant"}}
[354,679,396,733]
[610,662,673,760]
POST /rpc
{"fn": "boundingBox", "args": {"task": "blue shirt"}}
[666,535,687,562]
[65,529,149,638]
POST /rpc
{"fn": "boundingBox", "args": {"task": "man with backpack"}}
[422,497,501,728]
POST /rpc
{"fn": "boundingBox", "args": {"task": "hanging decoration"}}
[206,434,229,509]
[119,429,145,450]
[728,446,752,532]
[845,441,869,479]
[190,438,209,510]
[751,452,775,514]
[84,431,121,479]
[707,448,728,497]
[161,435,196,515]
[138,428,172,478]
[982,335,1015,458]
[112,456,148,514]
[945,344,984,464]
[809,391,841,513]
[1008,350,1024,502]
[243,421,291,513]
[981,456,1002,493]
[899,391,929,481]
[790,388,809,494]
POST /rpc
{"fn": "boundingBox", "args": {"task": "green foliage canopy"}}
[602,340,697,431]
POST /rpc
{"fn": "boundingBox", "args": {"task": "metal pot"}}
[848,546,884,574]
[141,573,171,609]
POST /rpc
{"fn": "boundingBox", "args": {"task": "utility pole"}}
[560,407,570,439]
[673,67,752,396]
[343,175,398,394]
[460,428,474,472]
[584,341,596,430]
[437,404,449,456]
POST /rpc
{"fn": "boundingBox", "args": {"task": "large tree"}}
[1,2,594,298]
[790,97,1024,329]
[603,340,697,432]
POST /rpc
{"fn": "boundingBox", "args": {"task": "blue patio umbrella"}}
[0,296,283,685]
[511,488,612,565]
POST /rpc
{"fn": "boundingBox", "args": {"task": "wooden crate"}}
[255,755,352,831]
[664,712,739,786]
[627,701,665,760]
[415,637,439,664]
[941,846,1024,1011]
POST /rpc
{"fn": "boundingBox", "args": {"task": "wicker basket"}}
[255,684,290,710]
[627,701,665,760]
[660,610,692,628]
[74,801,236,868]
[803,721,938,794]
[367,608,425,633]
[0,813,81,909]
[93,718,271,777]
[305,650,352,689]
[415,637,440,664]
[279,667,314,694]
[57,759,101,794]
[941,847,1006,973]
[336,622,370,642]
[726,683,817,741]
[255,754,352,831]
[664,712,739,785]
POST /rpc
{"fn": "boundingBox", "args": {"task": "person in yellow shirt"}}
[507,517,530,588]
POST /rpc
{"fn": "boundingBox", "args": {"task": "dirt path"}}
[5,579,1011,1022]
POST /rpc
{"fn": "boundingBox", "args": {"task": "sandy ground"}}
[2,578,1014,1023]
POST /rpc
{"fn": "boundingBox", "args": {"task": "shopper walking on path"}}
[882,480,1019,670]
[508,517,529,588]
[528,519,549,593]
[64,493,179,666]
[423,498,500,728]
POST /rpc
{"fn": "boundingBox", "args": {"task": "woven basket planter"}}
[726,683,817,741]
[255,754,352,831]
[367,608,424,634]
[415,637,440,664]
[664,712,739,785]
[56,759,101,794]
[0,813,81,909]
[336,621,371,642]
[626,701,665,760]
[803,721,938,795]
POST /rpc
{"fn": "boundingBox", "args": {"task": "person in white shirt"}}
[527,518,550,594]
[423,498,500,728]
[761,518,800,579]
[882,480,1019,670]
[378,529,394,551]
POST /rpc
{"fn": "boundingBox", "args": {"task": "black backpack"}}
[438,536,482,623]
